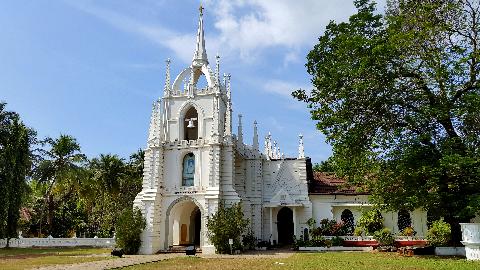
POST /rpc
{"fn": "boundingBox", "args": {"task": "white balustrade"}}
[0,237,115,248]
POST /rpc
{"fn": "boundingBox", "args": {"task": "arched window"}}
[397,209,412,232]
[184,107,198,140]
[182,153,195,186]
[341,209,355,235]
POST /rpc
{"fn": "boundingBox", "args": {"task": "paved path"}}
[33,250,294,270]
[32,254,182,270]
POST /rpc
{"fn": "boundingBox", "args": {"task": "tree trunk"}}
[48,194,54,234]
[444,215,469,246]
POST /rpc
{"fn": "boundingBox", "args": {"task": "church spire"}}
[192,4,208,67]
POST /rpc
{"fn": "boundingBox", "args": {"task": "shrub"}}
[308,235,326,247]
[206,202,249,254]
[311,218,346,236]
[373,228,395,246]
[357,209,384,235]
[115,207,146,254]
[292,235,304,250]
[331,236,344,246]
[426,219,451,247]
[306,218,316,231]
[353,227,364,236]
[242,229,256,250]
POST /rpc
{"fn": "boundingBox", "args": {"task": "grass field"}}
[124,252,480,270]
[0,247,112,270]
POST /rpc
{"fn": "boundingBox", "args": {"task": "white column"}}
[293,207,297,237]
[269,208,273,241]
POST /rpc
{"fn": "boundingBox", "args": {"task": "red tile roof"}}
[308,172,369,195]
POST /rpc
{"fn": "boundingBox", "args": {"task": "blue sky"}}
[0,0,386,163]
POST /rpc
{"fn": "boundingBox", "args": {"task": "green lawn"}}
[124,252,480,270]
[0,247,113,270]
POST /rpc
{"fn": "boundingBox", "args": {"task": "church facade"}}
[134,8,427,254]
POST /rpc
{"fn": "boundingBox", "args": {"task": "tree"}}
[75,151,143,237]
[206,203,249,254]
[34,135,86,235]
[0,103,36,246]
[293,0,480,242]
[313,157,337,173]
[115,207,145,254]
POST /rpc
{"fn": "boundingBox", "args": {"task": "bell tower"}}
[134,6,240,255]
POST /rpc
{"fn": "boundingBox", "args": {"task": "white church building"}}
[134,7,428,254]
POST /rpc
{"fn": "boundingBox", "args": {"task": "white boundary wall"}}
[0,237,115,248]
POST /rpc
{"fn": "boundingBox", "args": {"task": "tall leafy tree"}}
[0,103,36,246]
[35,135,86,235]
[294,0,480,242]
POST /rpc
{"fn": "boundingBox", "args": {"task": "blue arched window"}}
[182,153,195,186]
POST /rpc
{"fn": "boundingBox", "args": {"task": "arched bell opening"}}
[193,70,209,91]
[183,107,198,140]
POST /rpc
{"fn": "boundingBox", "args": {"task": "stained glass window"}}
[182,153,195,186]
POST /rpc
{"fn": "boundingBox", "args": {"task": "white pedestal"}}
[202,244,216,254]
[460,223,480,260]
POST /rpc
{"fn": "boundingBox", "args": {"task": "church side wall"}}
[309,195,428,236]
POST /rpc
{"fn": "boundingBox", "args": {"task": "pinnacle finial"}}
[164,58,171,96]
[193,5,208,66]
[237,114,243,144]
[215,53,220,85]
[298,133,305,159]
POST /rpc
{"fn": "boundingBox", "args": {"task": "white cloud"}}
[262,79,309,99]
[65,0,386,65]
[207,0,387,59]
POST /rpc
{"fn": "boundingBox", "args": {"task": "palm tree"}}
[35,135,86,235]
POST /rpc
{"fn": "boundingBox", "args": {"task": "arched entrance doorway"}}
[277,207,294,245]
[167,198,202,248]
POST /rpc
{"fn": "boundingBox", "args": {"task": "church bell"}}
[187,118,196,128]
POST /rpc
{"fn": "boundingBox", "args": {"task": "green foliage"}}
[353,227,364,236]
[21,144,143,238]
[357,210,384,235]
[427,219,451,247]
[306,218,316,231]
[293,0,480,242]
[241,229,256,250]
[206,203,249,254]
[33,135,86,236]
[373,228,395,246]
[0,103,36,246]
[115,207,146,254]
[331,236,344,246]
[313,157,337,173]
